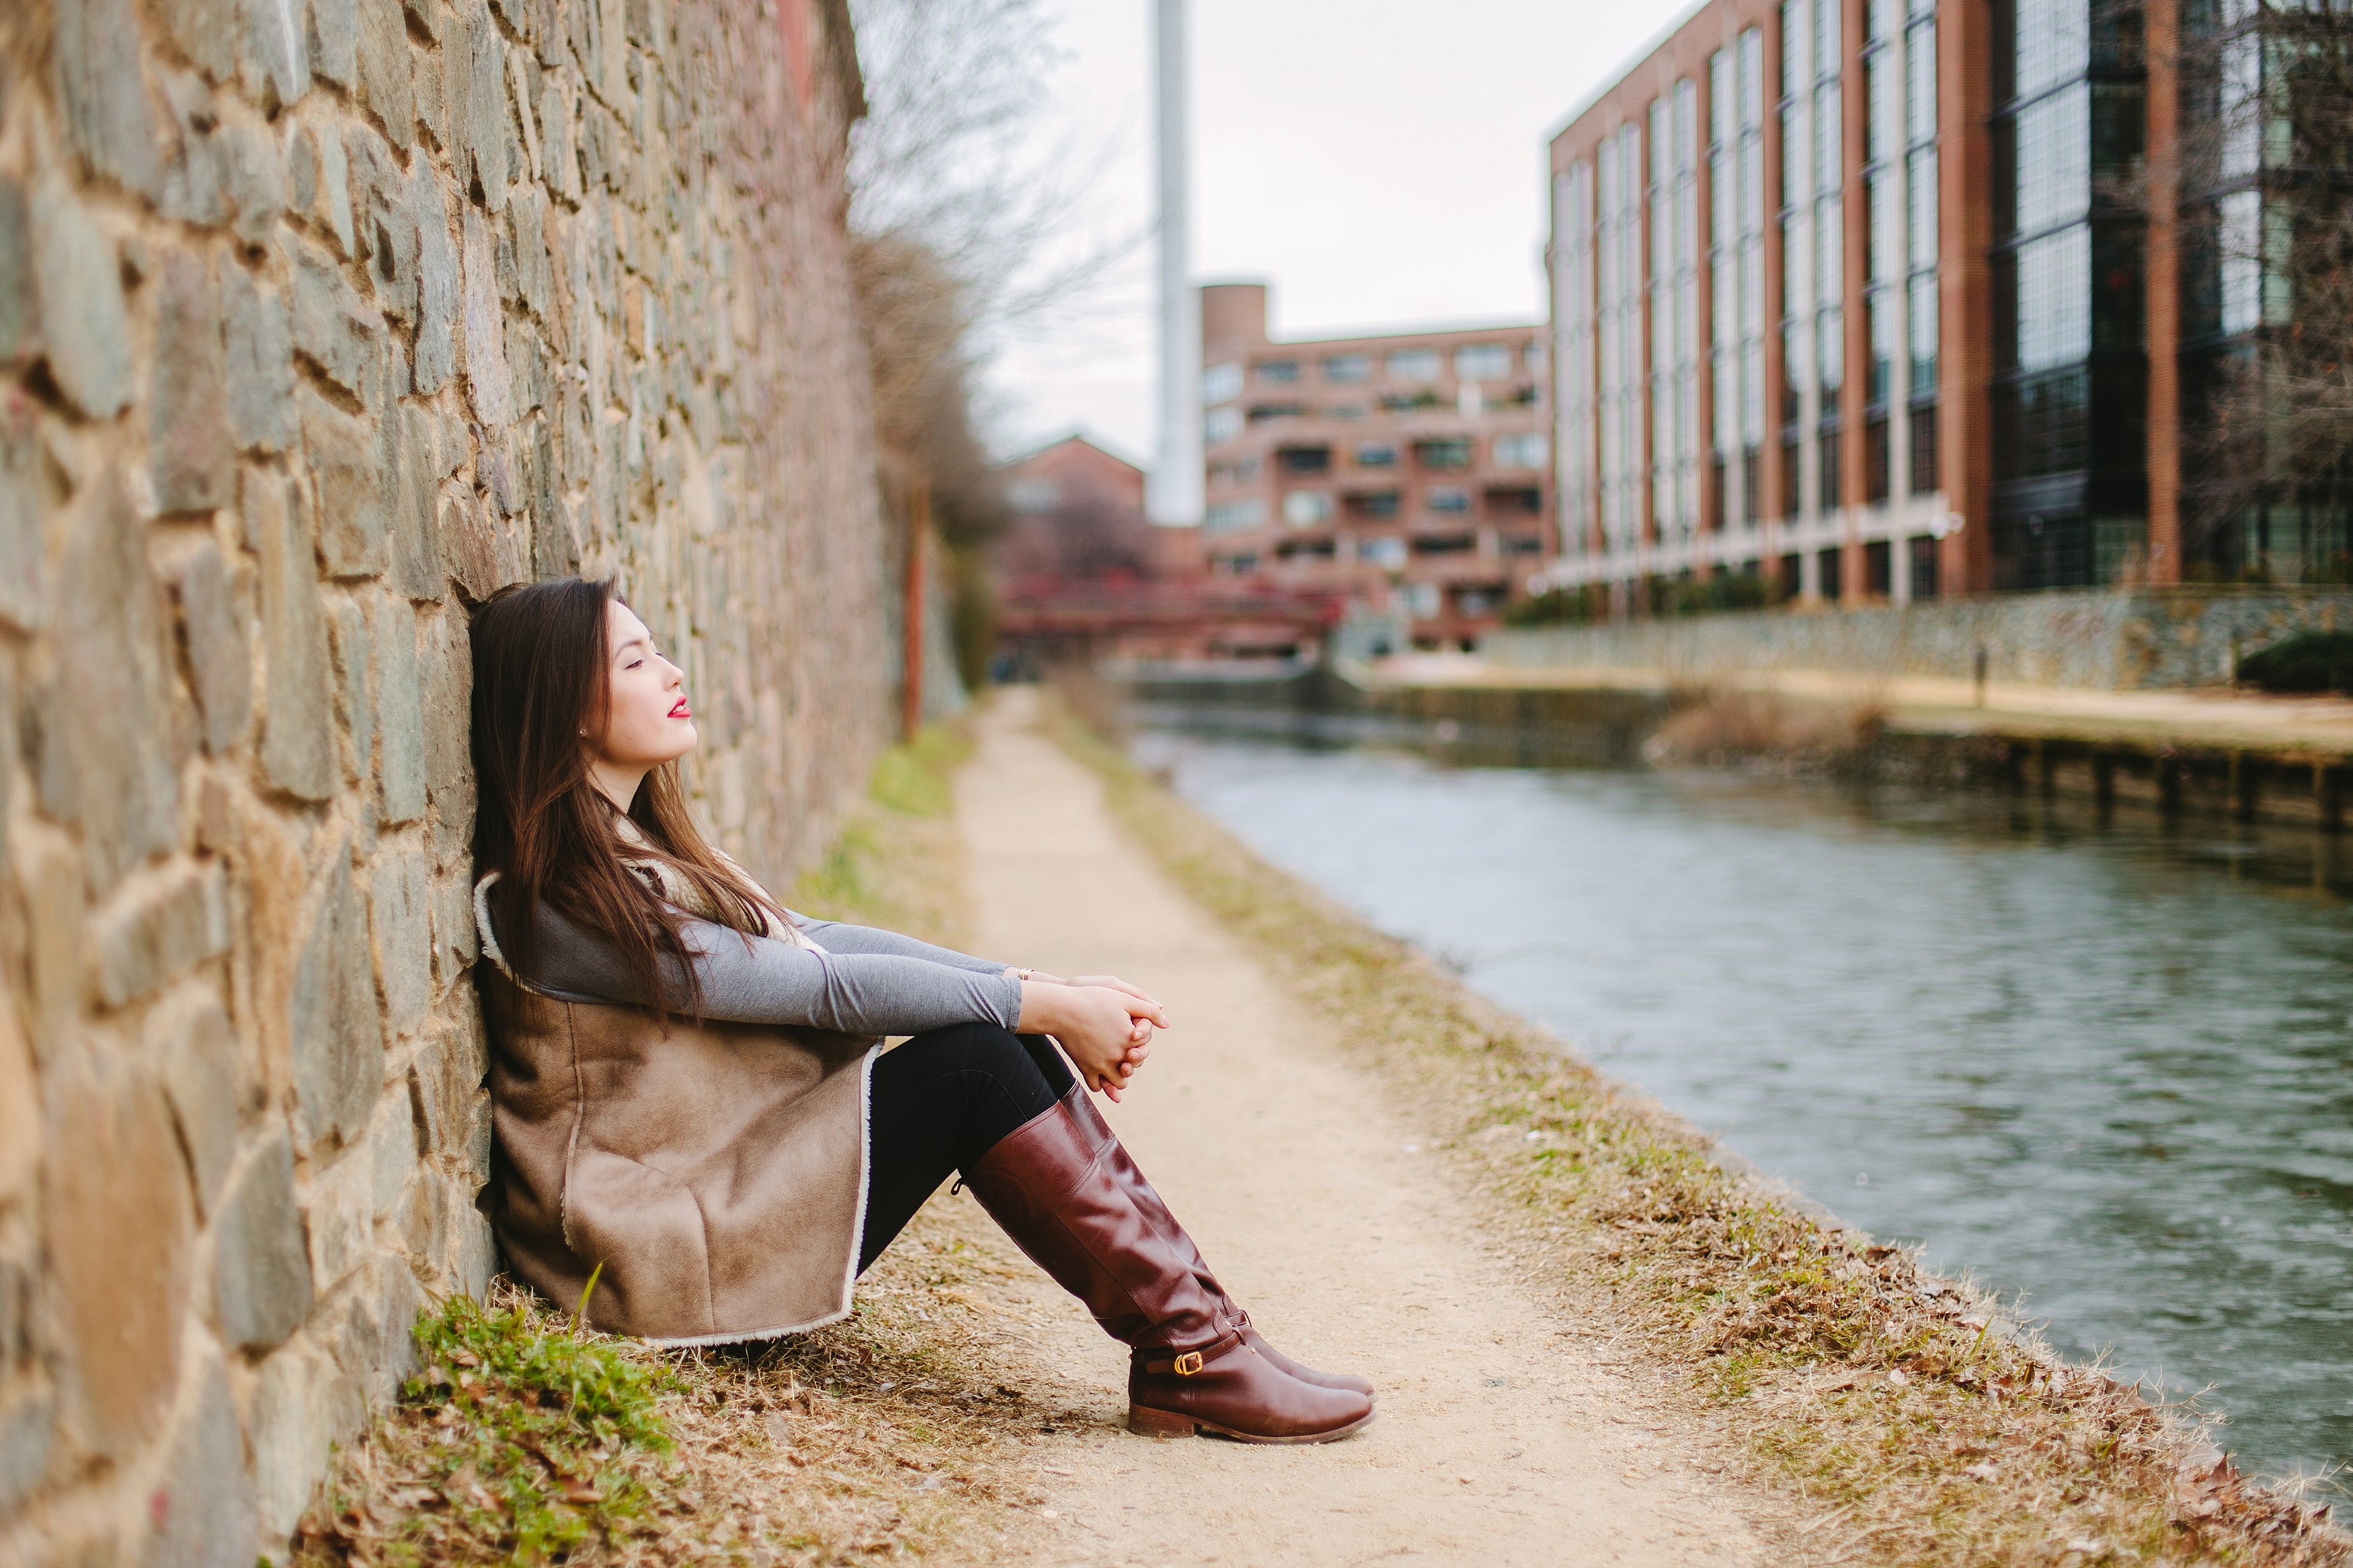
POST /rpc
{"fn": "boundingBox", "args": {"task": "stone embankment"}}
[1486,586,2353,692]
[0,0,901,1559]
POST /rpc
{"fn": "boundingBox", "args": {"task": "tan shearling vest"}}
[474,875,878,1344]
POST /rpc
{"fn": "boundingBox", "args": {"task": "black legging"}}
[859,1023,1076,1273]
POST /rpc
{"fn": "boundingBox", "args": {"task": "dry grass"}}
[1645,684,1888,771]
[293,722,1066,1567]
[1051,700,2349,1568]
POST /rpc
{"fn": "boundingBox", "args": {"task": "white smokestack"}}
[1147,0,1203,528]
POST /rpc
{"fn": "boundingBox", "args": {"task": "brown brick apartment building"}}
[1547,0,2325,602]
[1200,284,1555,649]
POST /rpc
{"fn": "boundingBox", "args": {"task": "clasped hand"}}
[1012,972,1168,1101]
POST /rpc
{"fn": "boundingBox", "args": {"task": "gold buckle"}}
[1172,1351,1205,1376]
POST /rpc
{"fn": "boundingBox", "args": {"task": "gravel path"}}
[951,692,1770,1567]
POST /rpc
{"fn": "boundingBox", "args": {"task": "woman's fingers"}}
[1077,977,1170,1020]
[1119,995,1171,1030]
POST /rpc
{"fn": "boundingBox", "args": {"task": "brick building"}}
[1199,284,1554,650]
[999,432,1187,585]
[1546,0,2299,602]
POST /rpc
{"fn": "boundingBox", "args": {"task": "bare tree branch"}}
[2161,0,2353,577]
[844,0,1146,555]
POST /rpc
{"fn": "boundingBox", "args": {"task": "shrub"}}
[1503,584,1605,626]
[2236,628,2353,692]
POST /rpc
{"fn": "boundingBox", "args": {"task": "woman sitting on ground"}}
[466,577,1373,1444]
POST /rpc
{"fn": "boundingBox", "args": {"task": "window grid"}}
[1649,81,1702,540]
[1812,0,1843,426]
[1781,0,1847,520]
[1905,7,1940,413]
[1863,0,1903,419]
[1554,162,1595,551]
[1710,29,1769,527]
[1595,124,1646,552]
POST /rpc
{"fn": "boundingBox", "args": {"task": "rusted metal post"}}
[904,479,930,740]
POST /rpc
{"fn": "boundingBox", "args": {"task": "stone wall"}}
[0,0,898,1557]
[1484,587,2353,690]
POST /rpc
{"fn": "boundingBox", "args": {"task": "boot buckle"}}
[1172,1351,1205,1376]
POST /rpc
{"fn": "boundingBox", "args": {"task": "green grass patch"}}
[787,722,975,936]
[328,1294,676,1563]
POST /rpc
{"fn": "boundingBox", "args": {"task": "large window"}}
[1650,80,1702,540]
[1494,431,1550,468]
[1865,18,1894,411]
[1989,0,2145,585]
[1781,0,1845,516]
[1385,348,1442,382]
[1454,343,1514,380]
[1282,490,1332,526]
[1904,0,1940,478]
[1597,122,1645,550]
[1710,30,1767,528]
[1204,499,1265,534]
[1556,161,1596,554]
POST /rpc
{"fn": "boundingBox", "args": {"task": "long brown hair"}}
[469,577,782,1014]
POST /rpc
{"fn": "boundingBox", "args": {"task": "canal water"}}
[1132,718,2353,1485]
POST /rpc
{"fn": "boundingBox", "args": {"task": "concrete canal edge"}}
[1129,656,2353,833]
[1045,692,2352,1567]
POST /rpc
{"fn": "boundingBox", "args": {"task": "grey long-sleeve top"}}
[506,900,1025,1036]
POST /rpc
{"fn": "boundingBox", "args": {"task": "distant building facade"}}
[994,432,1332,666]
[1199,284,1555,650]
[1546,0,2304,602]
[998,434,1167,587]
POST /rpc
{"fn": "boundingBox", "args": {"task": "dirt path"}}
[949,690,1769,1567]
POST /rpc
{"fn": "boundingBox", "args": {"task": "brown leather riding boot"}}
[1060,1083,1376,1400]
[962,1098,1373,1444]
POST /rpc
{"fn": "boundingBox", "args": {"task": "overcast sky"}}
[982,0,1693,464]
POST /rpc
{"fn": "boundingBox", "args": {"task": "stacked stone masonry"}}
[0,0,894,1558]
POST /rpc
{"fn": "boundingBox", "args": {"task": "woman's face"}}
[593,598,696,770]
